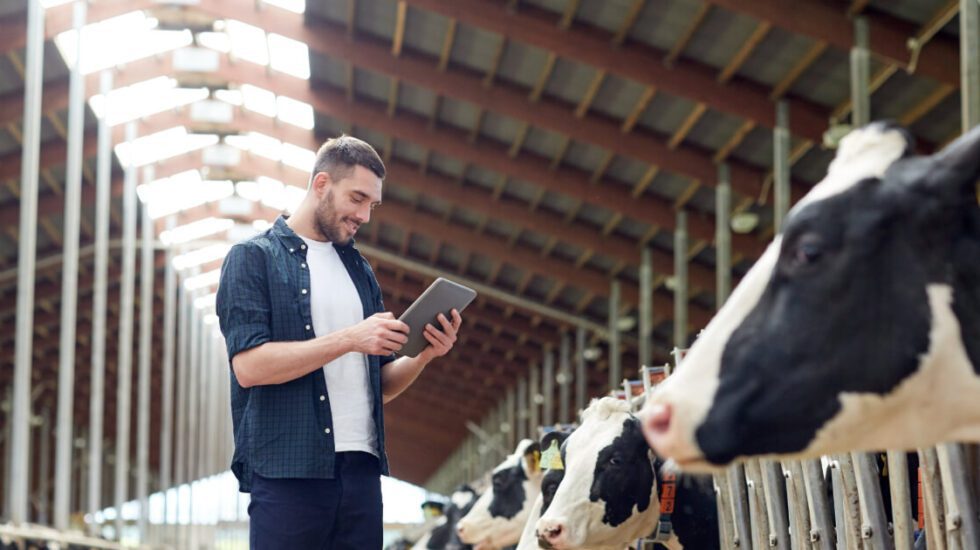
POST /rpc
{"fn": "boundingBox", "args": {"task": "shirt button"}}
[301,289,308,295]
[301,244,307,250]
[324,428,331,434]
[301,263,306,269]
[320,395,326,401]
[306,324,311,331]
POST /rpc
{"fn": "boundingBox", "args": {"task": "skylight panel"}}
[194,293,217,310]
[89,77,208,127]
[262,0,306,14]
[225,20,269,66]
[172,243,232,271]
[55,11,192,74]
[276,96,315,129]
[161,217,235,246]
[268,33,310,80]
[138,170,235,219]
[115,127,219,168]
[184,269,222,291]
[214,89,243,107]
[197,31,231,54]
[240,84,278,118]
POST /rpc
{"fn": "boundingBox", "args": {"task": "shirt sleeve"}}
[217,242,272,363]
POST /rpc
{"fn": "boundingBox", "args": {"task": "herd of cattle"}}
[389,121,980,550]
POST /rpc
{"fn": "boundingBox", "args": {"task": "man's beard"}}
[314,190,355,245]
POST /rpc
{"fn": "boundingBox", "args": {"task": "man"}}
[216,135,463,549]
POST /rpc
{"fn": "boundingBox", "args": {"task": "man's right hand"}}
[343,312,410,355]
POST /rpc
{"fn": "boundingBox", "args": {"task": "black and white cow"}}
[456,439,543,549]
[535,398,719,550]
[641,122,980,470]
[416,485,480,550]
[516,430,571,550]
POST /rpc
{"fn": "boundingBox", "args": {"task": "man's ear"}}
[310,171,332,197]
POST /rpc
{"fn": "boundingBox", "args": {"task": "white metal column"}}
[160,217,177,534]
[8,0,46,525]
[673,211,688,349]
[137,196,156,542]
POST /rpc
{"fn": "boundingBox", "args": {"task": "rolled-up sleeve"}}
[217,243,272,362]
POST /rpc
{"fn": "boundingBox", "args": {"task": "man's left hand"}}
[417,309,463,362]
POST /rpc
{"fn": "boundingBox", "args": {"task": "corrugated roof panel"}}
[873,73,944,123]
[788,47,852,109]
[466,164,501,192]
[521,127,564,160]
[403,6,451,59]
[613,217,648,241]
[605,156,649,186]
[589,73,647,121]
[436,96,480,131]
[501,177,540,204]
[790,146,834,187]
[450,23,503,74]
[309,52,347,88]
[378,220,406,247]
[628,0,704,53]
[484,216,518,239]
[439,242,467,270]
[574,0,641,35]
[535,189,579,216]
[479,111,523,146]
[350,126,388,154]
[315,112,347,137]
[448,205,483,229]
[685,186,717,215]
[573,199,615,229]
[354,0,397,42]
[384,183,417,205]
[680,7,761,71]
[465,252,493,280]
[498,40,551,90]
[909,92,960,145]
[869,0,938,26]
[517,229,549,251]
[408,232,436,259]
[428,151,467,179]
[554,285,585,310]
[396,81,438,118]
[681,108,744,152]
[645,169,693,202]
[550,240,583,263]
[544,58,599,106]
[0,53,21,95]
[353,67,392,104]
[393,137,427,166]
[562,141,609,173]
[584,253,616,275]
[736,27,816,90]
[638,92,697,137]
[730,125,772,171]
[306,0,346,23]
[0,127,18,156]
[495,262,525,290]
[525,275,556,301]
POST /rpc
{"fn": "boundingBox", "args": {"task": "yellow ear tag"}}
[541,439,564,471]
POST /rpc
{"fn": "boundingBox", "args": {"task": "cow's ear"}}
[522,442,542,476]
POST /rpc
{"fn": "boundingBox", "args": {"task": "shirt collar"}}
[271,215,357,252]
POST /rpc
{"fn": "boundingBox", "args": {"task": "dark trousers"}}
[249,452,383,549]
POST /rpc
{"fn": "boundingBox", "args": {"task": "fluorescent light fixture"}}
[184,269,222,291]
[89,78,208,127]
[194,293,217,310]
[137,170,235,219]
[115,127,219,168]
[160,217,235,245]
[55,11,192,74]
[268,33,310,80]
[730,211,759,234]
[262,0,306,14]
[172,243,232,271]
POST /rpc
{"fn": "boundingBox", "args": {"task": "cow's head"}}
[641,122,980,470]
[536,398,659,549]
[456,439,543,548]
[430,484,479,550]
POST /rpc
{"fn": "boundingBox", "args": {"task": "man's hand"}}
[416,309,463,362]
[343,312,409,355]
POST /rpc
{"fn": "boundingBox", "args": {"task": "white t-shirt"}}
[300,236,377,456]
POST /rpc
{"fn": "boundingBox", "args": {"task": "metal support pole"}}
[774,101,791,232]
[830,465,849,550]
[575,326,586,416]
[918,448,946,550]
[87,69,113,537]
[851,17,871,127]
[516,377,527,442]
[175,285,190,492]
[53,0,87,530]
[835,454,864,550]
[608,280,621,391]
[727,464,752,550]
[115,121,139,540]
[543,346,554,427]
[673,211,688,349]
[559,332,571,424]
[937,443,979,549]
[786,462,812,549]
[760,460,790,550]
[160,218,177,531]
[963,0,980,129]
[8,0,46,526]
[529,363,540,435]
[639,248,653,369]
[886,451,914,550]
[38,409,52,524]
[137,197,155,542]
[745,461,771,550]
[505,388,516,450]
[716,164,731,304]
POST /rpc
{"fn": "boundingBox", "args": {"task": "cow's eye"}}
[608,456,621,466]
[790,235,824,268]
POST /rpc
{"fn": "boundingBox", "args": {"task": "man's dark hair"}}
[311,135,385,186]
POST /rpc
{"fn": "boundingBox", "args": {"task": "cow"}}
[456,439,544,549]
[535,398,719,550]
[415,484,480,550]
[640,121,980,470]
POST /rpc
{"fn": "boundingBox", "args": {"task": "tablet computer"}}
[396,277,477,357]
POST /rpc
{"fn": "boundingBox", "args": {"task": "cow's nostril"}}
[646,403,672,435]
[545,524,563,539]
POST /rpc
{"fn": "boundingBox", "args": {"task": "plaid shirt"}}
[216,216,394,492]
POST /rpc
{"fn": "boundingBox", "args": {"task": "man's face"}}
[313,165,383,244]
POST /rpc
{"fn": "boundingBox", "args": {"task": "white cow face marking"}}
[641,122,980,469]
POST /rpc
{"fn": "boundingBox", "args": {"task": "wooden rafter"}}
[558,0,581,29]
[612,0,646,46]
[668,103,707,149]
[899,84,955,127]
[392,1,407,57]
[621,86,656,133]
[713,120,755,163]
[438,18,457,72]
[529,52,558,102]
[574,69,606,118]
[664,3,711,67]
[770,41,826,100]
[718,21,771,83]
